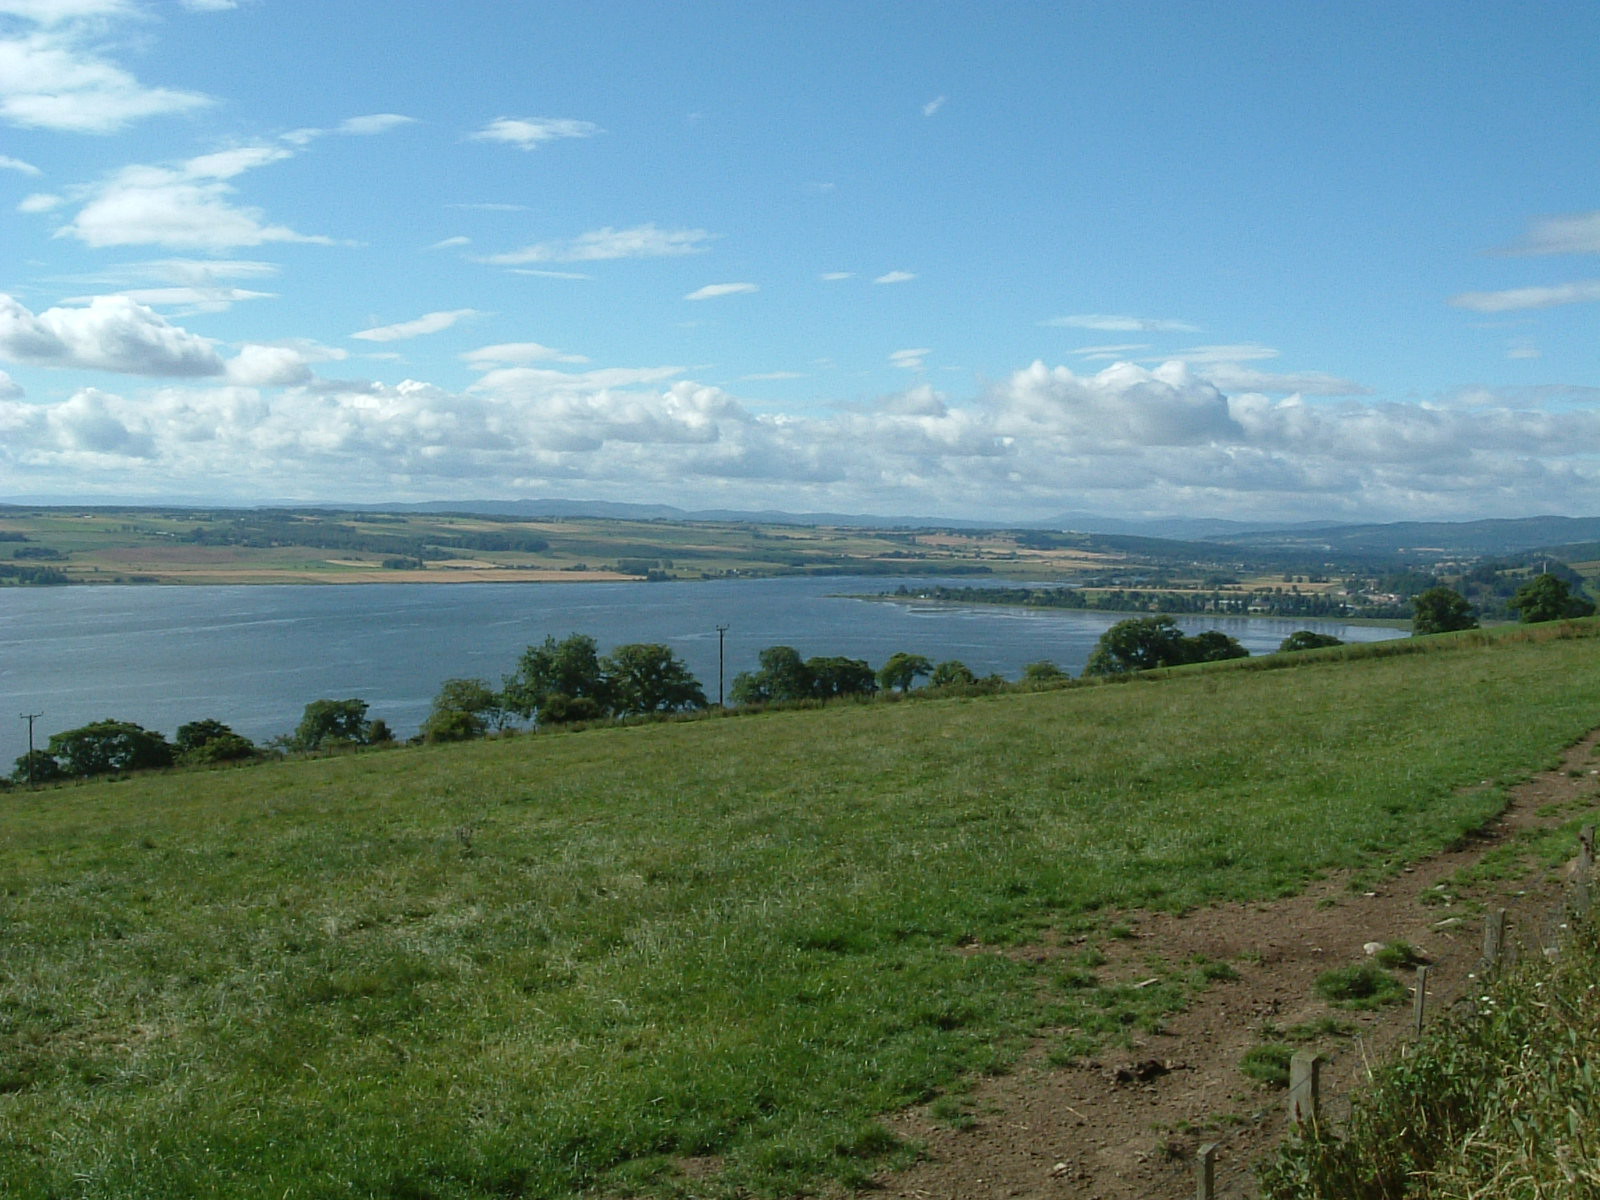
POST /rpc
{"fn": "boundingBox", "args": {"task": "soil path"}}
[868,730,1600,1200]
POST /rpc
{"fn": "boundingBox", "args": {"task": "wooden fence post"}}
[1576,825,1596,918]
[1482,908,1507,971]
[1412,964,1429,1038]
[1195,1142,1217,1200]
[1288,1051,1322,1128]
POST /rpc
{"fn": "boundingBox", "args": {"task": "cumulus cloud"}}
[0,292,223,376]
[0,368,20,399]
[470,116,602,150]
[874,270,916,284]
[0,8,211,133]
[685,282,758,301]
[1504,210,1600,256]
[7,355,1600,522]
[480,224,714,265]
[53,145,331,250]
[1449,281,1600,313]
[350,309,482,343]
[1043,314,1201,333]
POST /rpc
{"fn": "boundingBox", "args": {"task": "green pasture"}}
[4,625,1600,1197]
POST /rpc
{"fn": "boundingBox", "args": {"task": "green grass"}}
[5,626,1600,1197]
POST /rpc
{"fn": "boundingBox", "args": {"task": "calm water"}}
[0,577,1405,765]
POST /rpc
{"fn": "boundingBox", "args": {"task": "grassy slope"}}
[4,627,1600,1198]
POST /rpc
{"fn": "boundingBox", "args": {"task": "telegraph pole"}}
[19,711,42,788]
[715,624,729,707]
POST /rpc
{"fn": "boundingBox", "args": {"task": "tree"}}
[729,645,813,705]
[292,698,372,751]
[1021,659,1068,683]
[503,634,610,721]
[602,643,707,716]
[421,677,505,742]
[1083,616,1191,676]
[1184,629,1249,663]
[46,719,175,776]
[1279,630,1344,653]
[805,655,877,699]
[877,651,932,693]
[929,659,977,688]
[1411,587,1478,635]
[11,749,65,785]
[1508,573,1596,623]
[175,719,257,764]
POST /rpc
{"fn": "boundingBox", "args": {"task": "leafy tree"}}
[11,749,65,785]
[929,659,977,688]
[538,695,606,725]
[1184,629,1249,663]
[1279,630,1344,653]
[1083,616,1191,675]
[729,645,813,705]
[1508,573,1596,623]
[1084,617,1249,675]
[292,698,372,751]
[421,677,505,742]
[805,655,877,699]
[503,634,610,721]
[877,651,933,693]
[602,643,707,716]
[1021,659,1068,683]
[175,719,257,764]
[46,719,175,776]
[1411,587,1478,635]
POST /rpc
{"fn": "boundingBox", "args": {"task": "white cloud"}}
[820,271,854,281]
[1449,281,1600,313]
[0,154,39,174]
[482,224,714,266]
[55,146,331,250]
[1199,363,1371,396]
[6,356,1600,522]
[339,113,415,135]
[1505,210,1600,256]
[17,191,61,212]
[0,368,20,400]
[461,342,589,368]
[508,268,593,280]
[470,116,602,150]
[350,309,482,343]
[180,0,237,10]
[685,282,758,301]
[874,270,916,284]
[224,344,314,387]
[64,285,275,315]
[741,371,805,382]
[890,348,930,370]
[0,292,223,376]
[1165,343,1280,365]
[0,13,211,133]
[922,95,947,117]
[1043,314,1201,333]
[429,236,471,250]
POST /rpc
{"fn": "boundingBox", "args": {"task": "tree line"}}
[7,574,1591,786]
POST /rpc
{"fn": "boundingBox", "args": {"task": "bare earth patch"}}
[867,731,1600,1200]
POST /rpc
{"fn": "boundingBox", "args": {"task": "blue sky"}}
[1,0,1596,524]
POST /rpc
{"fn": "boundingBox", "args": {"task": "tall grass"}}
[4,626,1600,1197]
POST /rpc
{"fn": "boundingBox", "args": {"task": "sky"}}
[0,0,1597,525]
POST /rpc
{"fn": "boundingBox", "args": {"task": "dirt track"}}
[868,730,1600,1200]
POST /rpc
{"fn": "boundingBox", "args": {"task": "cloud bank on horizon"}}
[0,0,1597,524]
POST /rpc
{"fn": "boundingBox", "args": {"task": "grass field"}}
[4,624,1600,1197]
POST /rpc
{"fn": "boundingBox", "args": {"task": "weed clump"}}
[1313,964,1406,1009]
[1240,1043,1296,1088]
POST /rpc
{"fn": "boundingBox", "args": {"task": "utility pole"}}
[19,711,42,788]
[715,624,729,707]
